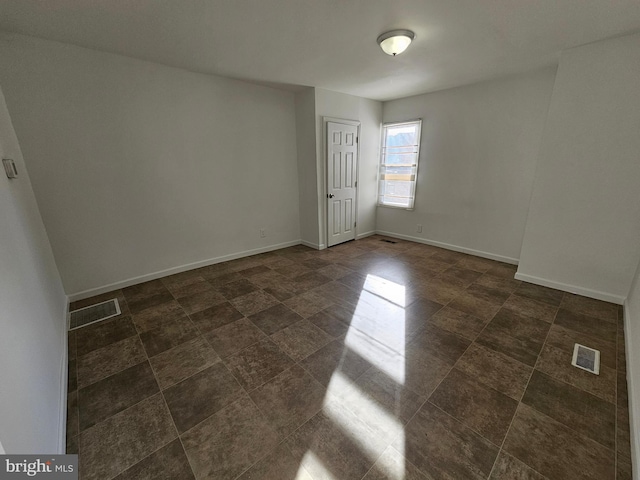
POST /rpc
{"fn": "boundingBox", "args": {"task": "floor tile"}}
[561,293,618,323]
[439,266,483,288]
[66,238,627,480]
[149,336,220,389]
[231,290,280,316]
[474,273,521,294]
[318,263,353,280]
[408,324,471,365]
[545,323,616,369]
[238,264,273,277]
[618,404,632,461]
[513,283,564,307]
[502,294,557,323]
[300,339,371,386]
[224,338,295,390]
[456,343,532,400]
[429,306,487,341]
[127,290,175,315]
[410,278,464,305]
[465,283,511,305]
[68,358,77,392]
[362,446,430,480]
[485,263,518,279]
[476,307,550,366]
[522,370,615,449]
[262,284,296,302]
[274,263,313,278]
[397,402,499,480]
[181,395,280,480]
[271,319,333,361]
[79,393,176,480]
[285,401,386,480]
[284,291,334,317]
[76,316,138,357]
[177,289,227,315]
[204,317,267,358]
[77,335,147,388]
[165,276,213,299]
[288,271,332,294]
[67,390,79,438]
[206,271,243,286]
[617,454,632,480]
[235,442,311,480]
[554,308,617,344]
[217,278,259,299]
[536,343,616,403]
[249,365,325,437]
[68,331,77,361]
[455,255,498,273]
[489,452,547,480]
[349,366,425,425]
[131,300,185,332]
[429,368,518,445]
[448,291,501,321]
[163,362,243,434]
[503,404,615,480]
[78,361,159,431]
[112,439,195,480]
[249,303,304,335]
[189,302,244,333]
[307,309,351,338]
[138,314,199,356]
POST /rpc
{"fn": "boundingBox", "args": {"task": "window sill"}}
[377,204,414,211]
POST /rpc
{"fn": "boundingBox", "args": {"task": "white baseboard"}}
[301,240,321,250]
[375,230,519,265]
[68,240,302,302]
[356,230,376,240]
[58,300,69,454]
[623,304,640,480]
[514,272,625,305]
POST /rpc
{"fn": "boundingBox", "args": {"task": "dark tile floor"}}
[66,235,633,480]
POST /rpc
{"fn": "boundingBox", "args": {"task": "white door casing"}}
[326,120,359,247]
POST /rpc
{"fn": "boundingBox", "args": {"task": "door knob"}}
[328,194,335,198]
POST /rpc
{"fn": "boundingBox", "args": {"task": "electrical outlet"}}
[260,228,267,238]
[417,224,423,233]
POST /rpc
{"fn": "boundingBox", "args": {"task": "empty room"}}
[1,1,639,479]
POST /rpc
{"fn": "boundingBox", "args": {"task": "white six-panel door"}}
[327,121,359,247]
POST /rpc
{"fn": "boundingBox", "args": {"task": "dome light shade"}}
[377,29,415,56]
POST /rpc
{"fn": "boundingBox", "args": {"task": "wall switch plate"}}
[260,228,267,238]
[3,158,17,179]
[417,224,423,233]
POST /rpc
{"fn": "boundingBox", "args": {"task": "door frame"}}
[323,117,361,248]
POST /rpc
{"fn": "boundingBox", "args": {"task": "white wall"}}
[378,68,556,263]
[518,33,640,303]
[0,33,301,297]
[625,259,640,479]
[295,88,319,247]
[314,88,382,247]
[0,84,67,453]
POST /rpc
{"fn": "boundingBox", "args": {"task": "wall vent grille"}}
[69,299,121,330]
[571,343,600,375]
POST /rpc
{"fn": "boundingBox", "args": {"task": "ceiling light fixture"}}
[377,29,415,56]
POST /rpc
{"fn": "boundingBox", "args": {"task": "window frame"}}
[377,119,423,210]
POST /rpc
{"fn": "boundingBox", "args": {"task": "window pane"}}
[379,120,422,209]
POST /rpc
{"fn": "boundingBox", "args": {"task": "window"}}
[378,120,422,209]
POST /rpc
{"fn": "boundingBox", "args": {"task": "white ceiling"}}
[1,1,639,101]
